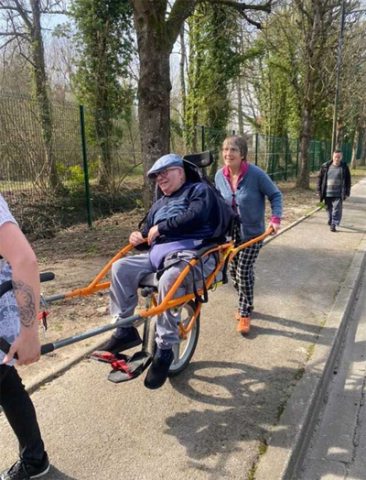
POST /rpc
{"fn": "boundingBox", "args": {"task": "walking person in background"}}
[0,194,50,480]
[215,135,282,336]
[317,149,351,232]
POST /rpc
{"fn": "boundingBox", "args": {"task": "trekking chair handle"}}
[0,272,55,359]
[0,272,55,298]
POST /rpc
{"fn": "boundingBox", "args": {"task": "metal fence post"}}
[79,105,92,228]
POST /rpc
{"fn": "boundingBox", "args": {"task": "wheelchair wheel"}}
[169,300,200,377]
[142,300,200,376]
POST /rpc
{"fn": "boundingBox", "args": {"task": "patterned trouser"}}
[229,241,263,317]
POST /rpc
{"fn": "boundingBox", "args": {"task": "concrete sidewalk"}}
[256,178,366,479]
[1,179,366,480]
[299,243,366,479]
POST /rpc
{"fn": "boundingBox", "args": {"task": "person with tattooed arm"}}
[0,194,50,480]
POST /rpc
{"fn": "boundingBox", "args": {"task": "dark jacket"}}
[317,160,351,202]
[140,181,218,244]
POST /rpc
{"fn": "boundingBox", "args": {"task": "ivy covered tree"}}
[331,15,366,165]
[128,0,271,207]
[185,3,240,164]
[253,18,301,139]
[71,0,134,187]
[251,1,341,188]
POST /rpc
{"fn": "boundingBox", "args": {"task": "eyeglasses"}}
[151,167,180,179]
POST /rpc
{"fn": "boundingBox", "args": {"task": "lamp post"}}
[331,0,346,154]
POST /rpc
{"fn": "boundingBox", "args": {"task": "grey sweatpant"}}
[110,251,217,349]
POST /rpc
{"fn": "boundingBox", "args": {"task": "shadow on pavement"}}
[166,360,303,472]
[46,466,78,480]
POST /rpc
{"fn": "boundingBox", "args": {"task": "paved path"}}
[299,246,366,480]
[1,179,366,479]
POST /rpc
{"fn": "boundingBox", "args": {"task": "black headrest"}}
[183,151,214,168]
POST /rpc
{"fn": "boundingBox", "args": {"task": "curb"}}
[255,234,366,480]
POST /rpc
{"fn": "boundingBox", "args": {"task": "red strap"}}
[111,359,134,378]
[93,351,118,363]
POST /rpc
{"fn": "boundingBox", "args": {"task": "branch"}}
[208,0,271,14]
[0,31,28,38]
[166,0,197,49]
[17,42,33,67]
[0,5,30,13]
[41,8,69,14]
[13,0,32,30]
[0,35,16,49]
[0,4,68,15]
[237,10,262,28]
[201,0,271,29]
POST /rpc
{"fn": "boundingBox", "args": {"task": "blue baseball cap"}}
[147,154,184,178]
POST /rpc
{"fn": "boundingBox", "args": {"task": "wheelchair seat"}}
[138,266,224,293]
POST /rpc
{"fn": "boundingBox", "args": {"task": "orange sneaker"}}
[237,316,251,334]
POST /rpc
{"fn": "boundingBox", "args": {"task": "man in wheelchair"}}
[97,153,223,389]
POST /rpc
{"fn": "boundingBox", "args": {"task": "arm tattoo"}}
[12,279,36,328]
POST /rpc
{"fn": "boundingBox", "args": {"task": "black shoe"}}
[97,327,142,354]
[330,225,336,232]
[144,348,174,390]
[0,453,50,480]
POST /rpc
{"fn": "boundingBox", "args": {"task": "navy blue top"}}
[141,181,218,244]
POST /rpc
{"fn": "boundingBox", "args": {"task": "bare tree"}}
[294,0,340,189]
[0,0,67,193]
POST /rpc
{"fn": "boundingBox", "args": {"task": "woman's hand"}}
[269,222,281,234]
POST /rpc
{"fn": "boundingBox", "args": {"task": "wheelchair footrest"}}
[108,350,152,383]
[89,351,128,364]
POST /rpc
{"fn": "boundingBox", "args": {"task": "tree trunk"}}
[350,127,360,169]
[296,105,312,189]
[360,127,366,166]
[179,25,187,149]
[292,0,335,190]
[335,117,344,150]
[95,108,113,188]
[95,66,113,188]
[130,0,271,206]
[237,77,244,135]
[185,14,200,153]
[132,5,172,208]
[30,0,62,193]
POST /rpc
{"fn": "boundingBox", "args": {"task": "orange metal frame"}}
[53,228,273,336]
